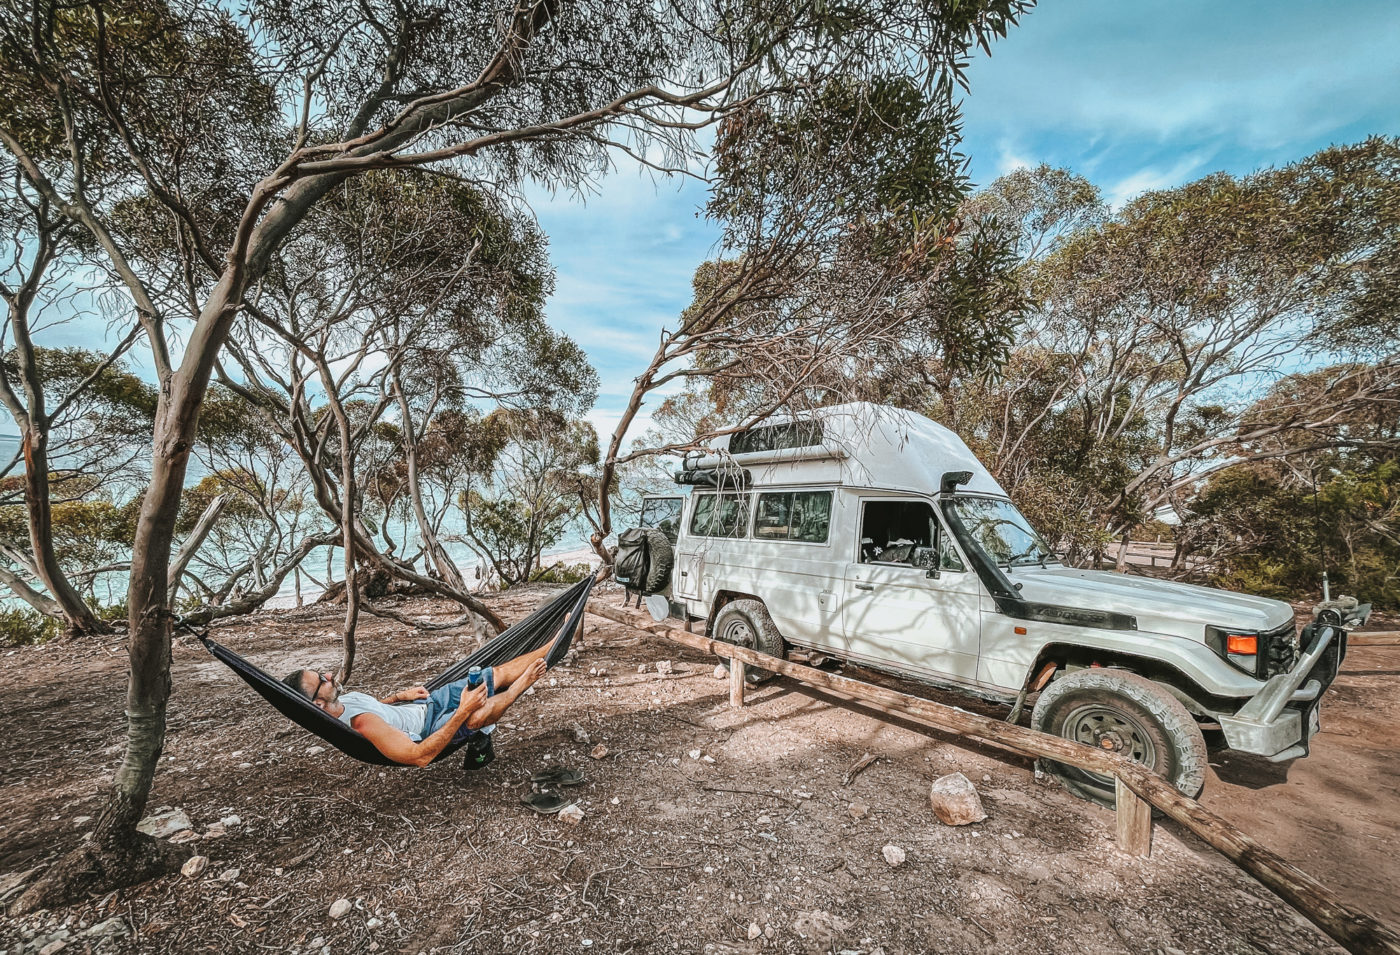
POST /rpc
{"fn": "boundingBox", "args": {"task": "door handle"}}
[854,583,875,591]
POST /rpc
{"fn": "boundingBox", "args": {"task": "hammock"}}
[198,576,594,767]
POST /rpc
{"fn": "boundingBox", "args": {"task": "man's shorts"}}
[418,667,497,742]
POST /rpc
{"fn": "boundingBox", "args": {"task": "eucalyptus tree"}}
[584,75,1030,567]
[176,385,333,616]
[937,142,1400,565]
[459,408,599,585]
[222,169,594,659]
[0,162,153,632]
[2,0,1030,906]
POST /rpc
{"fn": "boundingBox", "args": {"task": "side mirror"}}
[914,544,941,580]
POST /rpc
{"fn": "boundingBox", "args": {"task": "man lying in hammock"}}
[282,644,550,769]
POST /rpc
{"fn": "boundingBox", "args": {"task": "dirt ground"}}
[1,585,1397,955]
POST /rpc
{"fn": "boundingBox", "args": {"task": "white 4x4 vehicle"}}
[633,403,1351,804]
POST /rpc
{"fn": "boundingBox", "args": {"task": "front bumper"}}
[1218,623,1346,761]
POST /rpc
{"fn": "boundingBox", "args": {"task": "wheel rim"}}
[1061,703,1158,786]
[719,617,755,650]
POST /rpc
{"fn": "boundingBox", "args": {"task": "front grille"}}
[1260,622,1299,678]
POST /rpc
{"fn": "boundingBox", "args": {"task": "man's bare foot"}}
[516,657,548,691]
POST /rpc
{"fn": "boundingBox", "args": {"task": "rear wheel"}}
[1031,668,1207,807]
[712,599,786,684]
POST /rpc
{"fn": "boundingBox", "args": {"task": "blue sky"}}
[10,1,1399,446]
[537,0,1400,441]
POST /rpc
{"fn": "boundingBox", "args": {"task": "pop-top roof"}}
[688,402,1007,498]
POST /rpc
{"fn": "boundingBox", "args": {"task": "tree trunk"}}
[321,368,359,682]
[0,562,61,616]
[21,427,106,634]
[392,375,466,591]
[1114,532,1131,573]
[14,270,252,912]
[166,493,227,604]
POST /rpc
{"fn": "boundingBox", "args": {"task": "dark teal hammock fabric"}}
[199,577,593,766]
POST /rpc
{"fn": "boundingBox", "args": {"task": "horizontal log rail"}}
[1350,632,1400,647]
[588,598,1400,955]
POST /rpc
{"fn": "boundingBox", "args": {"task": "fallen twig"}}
[842,752,880,786]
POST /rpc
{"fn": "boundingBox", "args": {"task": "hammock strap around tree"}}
[197,576,595,767]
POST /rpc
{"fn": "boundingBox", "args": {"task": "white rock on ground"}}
[329,899,353,919]
[655,660,673,675]
[747,923,762,940]
[135,808,192,838]
[589,743,609,759]
[928,772,987,826]
[558,804,585,825]
[180,856,208,879]
[714,665,727,680]
[881,845,906,867]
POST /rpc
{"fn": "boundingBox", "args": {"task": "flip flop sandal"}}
[530,767,585,787]
[520,791,571,814]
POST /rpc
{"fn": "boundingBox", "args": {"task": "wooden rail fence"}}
[588,599,1400,955]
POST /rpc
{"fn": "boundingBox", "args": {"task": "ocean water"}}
[0,432,603,610]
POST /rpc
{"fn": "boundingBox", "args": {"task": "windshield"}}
[945,497,1054,567]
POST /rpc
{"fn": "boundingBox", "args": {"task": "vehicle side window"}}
[689,492,751,539]
[860,499,936,565]
[753,490,832,543]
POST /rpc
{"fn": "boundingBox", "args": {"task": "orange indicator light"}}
[1226,634,1258,655]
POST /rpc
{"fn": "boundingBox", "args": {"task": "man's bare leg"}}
[491,641,552,690]
[465,658,547,730]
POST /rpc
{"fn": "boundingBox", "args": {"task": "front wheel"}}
[712,599,786,684]
[1031,668,1207,807]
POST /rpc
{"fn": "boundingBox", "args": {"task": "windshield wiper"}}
[1003,545,1049,567]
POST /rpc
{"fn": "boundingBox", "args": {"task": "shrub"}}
[531,562,593,584]
[0,607,60,647]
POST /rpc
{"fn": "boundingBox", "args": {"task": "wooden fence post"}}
[1115,776,1153,857]
[729,660,746,708]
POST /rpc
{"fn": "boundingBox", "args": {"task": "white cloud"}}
[1103,151,1212,208]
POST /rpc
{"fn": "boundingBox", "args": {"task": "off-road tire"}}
[641,529,673,595]
[1031,668,1207,808]
[712,599,786,684]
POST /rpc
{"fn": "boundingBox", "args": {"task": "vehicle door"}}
[748,488,843,650]
[638,495,684,544]
[841,497,982,684]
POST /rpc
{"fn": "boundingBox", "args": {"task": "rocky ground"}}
[1,585,1397,954]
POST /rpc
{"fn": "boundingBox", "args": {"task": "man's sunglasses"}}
[310,671,337,700]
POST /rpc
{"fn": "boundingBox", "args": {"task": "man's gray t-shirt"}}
[336,692,428,741]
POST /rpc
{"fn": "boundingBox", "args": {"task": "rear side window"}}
[753,491,832,543]
[729,420,823,455]
[689,493,751,538]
